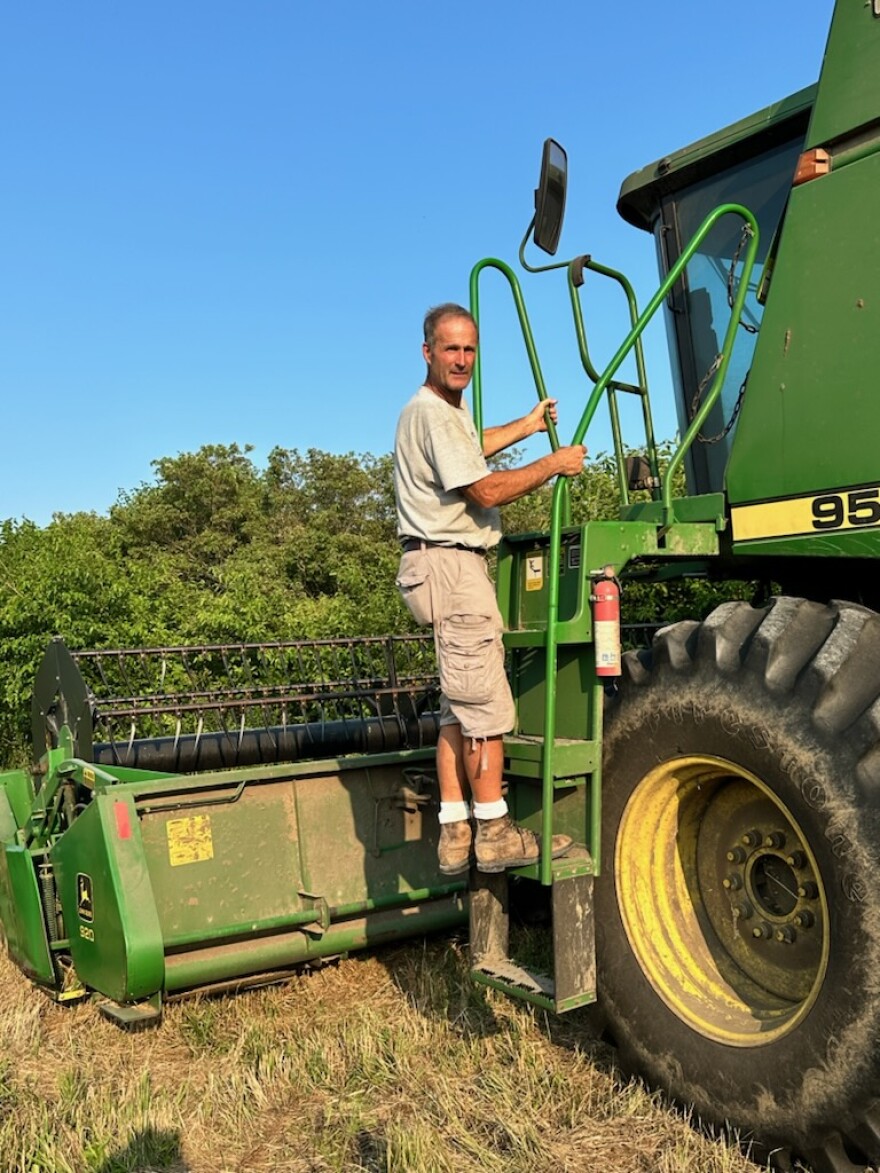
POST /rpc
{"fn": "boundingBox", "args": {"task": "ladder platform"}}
[503,628,593,648]
[473,958,554,999]
[510,842,594,882]
[504,735,598,782]
[470,959,594,1013]
[469,859,596,1015]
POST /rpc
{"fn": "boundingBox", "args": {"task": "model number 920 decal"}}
[731,484,880,542]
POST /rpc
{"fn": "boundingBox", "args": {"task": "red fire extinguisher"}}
[591,566,621,677]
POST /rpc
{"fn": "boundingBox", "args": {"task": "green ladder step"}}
[503,629,594,648]
[469,848,596,1015]
[504,734,598,782]
[510,845,595,883]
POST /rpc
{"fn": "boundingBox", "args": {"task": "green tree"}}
[0,513,197,760]
[0,440,756,765]
[112,443,264,587]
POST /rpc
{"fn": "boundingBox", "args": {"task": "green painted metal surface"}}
[51,794,165,1002]
[726,150,880,515]
[498,517,719,887]
[0,776,56,985]
[806,2,880,149]
[718,3,880,556]
[0,743,467,1004]
[731,530,880,561]
[163,897,466,993]
[0,841,56,985]
[0,768,35,831]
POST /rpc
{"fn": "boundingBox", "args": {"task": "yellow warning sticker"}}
[525,554,544,592]
[166,815,214,867]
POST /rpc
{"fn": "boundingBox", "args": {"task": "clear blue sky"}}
[1,1,834,525]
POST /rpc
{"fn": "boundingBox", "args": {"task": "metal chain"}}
[690,354,723,421]
[695,372,749,444]
[728,223,758,333]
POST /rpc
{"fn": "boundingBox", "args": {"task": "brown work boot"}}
[474,814,572,874]
[438,820,474,876]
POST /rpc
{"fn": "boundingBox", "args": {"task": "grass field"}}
[0,926,769,1173]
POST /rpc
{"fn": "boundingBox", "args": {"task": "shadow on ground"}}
[94,1127,189,1173]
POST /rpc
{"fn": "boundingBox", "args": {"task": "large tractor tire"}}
[598,597,880,1172]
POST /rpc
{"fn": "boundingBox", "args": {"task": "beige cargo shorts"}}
[396,545,515,739]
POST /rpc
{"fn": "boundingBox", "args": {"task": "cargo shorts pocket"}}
[438,615,495,704]
[396,554,433,626]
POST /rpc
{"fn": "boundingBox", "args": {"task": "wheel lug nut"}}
[726,846,747,864]
[786,851,806,869]
[794,910,815,929]
[733,901,753,920]
[752,922,773,940]
[764,831,786,849]
[797,882,819,900]
[722,874,743,890]
[775,925,797,944]
[742,830,762,848]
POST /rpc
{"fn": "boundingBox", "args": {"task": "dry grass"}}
[0,931,767,1173]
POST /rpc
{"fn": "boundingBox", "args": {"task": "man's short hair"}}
[423,303,479,348]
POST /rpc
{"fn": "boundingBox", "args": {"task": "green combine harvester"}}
[2,1,879,1168]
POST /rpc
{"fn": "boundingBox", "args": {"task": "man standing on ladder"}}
[394,303,587,875]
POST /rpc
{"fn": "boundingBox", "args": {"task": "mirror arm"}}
[518,217,570,276]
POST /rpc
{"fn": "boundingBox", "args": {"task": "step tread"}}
[472,959,554,998]
[503,736,599,782]
[511,842,594,880]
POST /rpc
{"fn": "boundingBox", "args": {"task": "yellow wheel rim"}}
[615,755,829,1046]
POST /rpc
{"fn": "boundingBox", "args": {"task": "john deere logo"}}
[77,873,94,923]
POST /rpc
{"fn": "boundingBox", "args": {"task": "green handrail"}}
[570,204,759,448]
[538,203,760,884]
[520,214,660,505]
[567,258,661,504]
[469,256,560,453]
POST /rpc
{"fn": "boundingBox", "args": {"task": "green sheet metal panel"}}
[0,843,55,985]
[0,782,54,984]
[137,777,307,941]
[513,645,593,742]
[0,768,35,831]
[291,765,443,907]
[806,2,880,149]
[726,150,880,516]
[51,794,164,1002]
[135,764,444,947]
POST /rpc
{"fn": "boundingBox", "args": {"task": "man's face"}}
[423,315,477,398]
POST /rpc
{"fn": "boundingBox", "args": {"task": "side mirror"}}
[533,138,568,255]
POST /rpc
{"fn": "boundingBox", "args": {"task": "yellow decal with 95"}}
[731,485,880,542]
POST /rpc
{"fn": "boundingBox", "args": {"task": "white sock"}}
[473,799,508,821]
[439,801,470,825]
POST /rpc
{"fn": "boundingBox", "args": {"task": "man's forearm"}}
[482,416,535,457]
[463,451,565,508]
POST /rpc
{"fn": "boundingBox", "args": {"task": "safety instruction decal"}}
[732,483,880,542]
[167,815,214,867]
[525,555,544,592]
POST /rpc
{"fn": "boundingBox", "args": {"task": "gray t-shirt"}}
[394,385,502,548]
